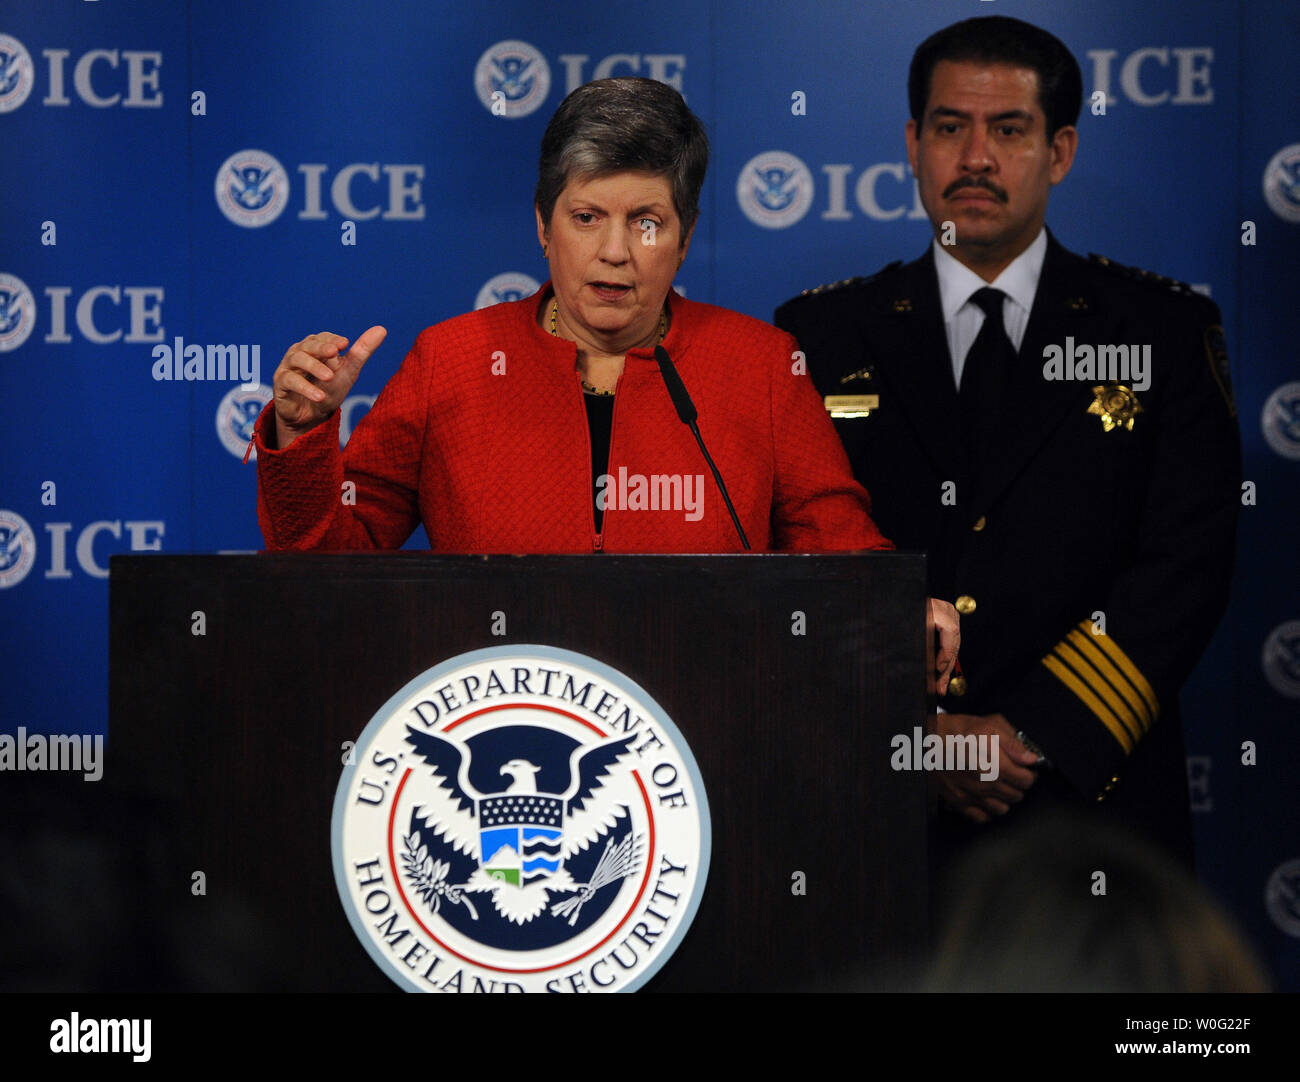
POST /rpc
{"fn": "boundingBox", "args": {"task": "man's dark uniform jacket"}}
[775,233,1241,863]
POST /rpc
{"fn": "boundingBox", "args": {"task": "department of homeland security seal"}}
[1265,857,1300,937]
[0,510,36,589]
[214,149,290,228]
[0,273,37,353]
[0,35,34,113]
[1261,381,1300,461]
[474,272,541,311]
[216,383,272,460]
[1262,143,1300,224]
[332,646,710,993]
[474,40,550,118]
[1260,620,1300,700]
[736,151,814,229]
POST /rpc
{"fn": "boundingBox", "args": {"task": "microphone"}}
[654,345,751,551]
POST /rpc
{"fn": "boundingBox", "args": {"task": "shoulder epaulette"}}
[1088,253,1207,299]
[795,261,902,299]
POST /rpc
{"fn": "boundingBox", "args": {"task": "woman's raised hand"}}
[272,326,387,448]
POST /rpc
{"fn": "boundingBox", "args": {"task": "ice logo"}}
[214,150,290,228]
[1265,858,1300,937]
[1263,144,1300,224]
[0,511,36,589]
[0,274,36,352]
[475,273,541,311]
[0,35,34,113]
[736,151,814,229]
[474,40,550,118]
[1261,381,1300,460]
[1261,620,1300,700]
[216,383,273,460]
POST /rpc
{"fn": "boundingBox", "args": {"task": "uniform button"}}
[947,675,967,697]
[972,515,987,532]
[955,595,976,615]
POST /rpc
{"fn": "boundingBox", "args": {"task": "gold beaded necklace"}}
[549,297,668,397]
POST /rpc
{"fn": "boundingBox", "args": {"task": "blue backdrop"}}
[1,0,1296,990]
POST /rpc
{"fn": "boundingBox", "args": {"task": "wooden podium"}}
[106,553,928,991]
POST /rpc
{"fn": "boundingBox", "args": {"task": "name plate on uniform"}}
[823,394,879,419]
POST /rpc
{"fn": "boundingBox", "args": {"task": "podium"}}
[106,553,928,991]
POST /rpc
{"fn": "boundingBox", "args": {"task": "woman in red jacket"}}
[252,77,959,682]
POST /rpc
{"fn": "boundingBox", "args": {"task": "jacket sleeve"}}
[766,327,893,553]
[254,330,434,550]
[997,300,1241,800]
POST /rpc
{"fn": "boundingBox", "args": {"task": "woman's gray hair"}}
[534,77,709,244]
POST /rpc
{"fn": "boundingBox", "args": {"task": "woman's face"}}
[537,170,692,355]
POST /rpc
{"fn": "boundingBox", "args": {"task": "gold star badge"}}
[1087,384,1144,432]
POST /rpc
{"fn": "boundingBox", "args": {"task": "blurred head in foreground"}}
[924,812,1271,992]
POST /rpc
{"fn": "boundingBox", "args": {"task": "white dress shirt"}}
[933,227,1048,390]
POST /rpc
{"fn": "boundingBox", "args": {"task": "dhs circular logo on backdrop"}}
[1265,858,1300,937]
[1261,381,1300,460]
[0,273,36,353]
[1262,143,1300,224]
[474,40,550,118]
[0,35,34,113]
[216,383,273,460]
[215,149,290,228]
[737,151,814,229]
[1261,620,1300,700]
[333,646,710,993]
[0,510,36,589]
[475,272,541,310]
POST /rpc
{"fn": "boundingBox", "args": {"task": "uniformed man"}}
[775,15,1241,865]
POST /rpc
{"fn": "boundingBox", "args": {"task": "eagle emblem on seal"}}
[400,727,644,926]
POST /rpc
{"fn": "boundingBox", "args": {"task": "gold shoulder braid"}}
[550,297,667,396]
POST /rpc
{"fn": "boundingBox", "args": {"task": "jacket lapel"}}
[856,249,965,479]
[973,235,1111,512]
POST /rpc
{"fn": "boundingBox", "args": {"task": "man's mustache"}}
[943,176,1008,202]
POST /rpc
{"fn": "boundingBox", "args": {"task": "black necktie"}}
[959,287,1015,466]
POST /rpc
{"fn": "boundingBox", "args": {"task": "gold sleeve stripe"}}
[1054,641,1142,746]
[1081,622,1160,722]
[1043,654,1136,754]
[1065,629,1154,734]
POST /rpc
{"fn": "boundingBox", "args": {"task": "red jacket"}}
[254,289,891,554]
